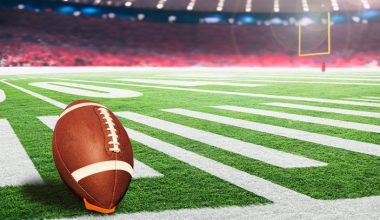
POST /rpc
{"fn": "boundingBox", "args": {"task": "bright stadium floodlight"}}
[302,0,309,12]
[298,12,331,57]
[124,0,134,7]
[187,0,197,11]
[216,0,225,12]
[330,0,339,11]
[274,0,280,13]
[245,0,252,12]
[156,0,167,9]
[361,0,371,9]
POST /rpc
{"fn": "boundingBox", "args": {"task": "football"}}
[52,100,134,214]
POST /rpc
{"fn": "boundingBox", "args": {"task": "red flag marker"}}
[322,62,326,72]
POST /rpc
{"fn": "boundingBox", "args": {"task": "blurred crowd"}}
[0,9,379,67]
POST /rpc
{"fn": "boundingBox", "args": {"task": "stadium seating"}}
[0,9,379,67]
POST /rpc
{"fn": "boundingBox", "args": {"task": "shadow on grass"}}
[21,180,84,213]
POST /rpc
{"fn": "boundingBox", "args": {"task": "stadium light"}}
[124,1,134,7]
[137,13,144,20]
[361,0,371,9]
[156,0,167,9]
[187,0,197,11]
[168,15,176,23]
[217,0,225,12]
[274,0,280,13]
[17,4,25,10]
[245,0,252,12]
[330,0,339,11]
[352,16,361,23]
[302,0,309,12]
[108,12,116,19]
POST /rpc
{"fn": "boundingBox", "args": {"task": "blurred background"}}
[0,0,379,67]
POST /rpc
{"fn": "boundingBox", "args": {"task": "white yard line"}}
[214,105,380,133]
[133,160,163,179]
[263,102,380,119]
[125,128,311,203]
[161,74,380,78]
[164,109,380,157]
[364,96,380,100]
[222,75,380,81]
[138,76,380,86]
[37,116,163,179]
[0,89,5,103]
[115,112,326,168]
[0,80,67,109]
[30,82,142,98]
[344,98,380,102]
[53,79,380,107]
[233,79,380,86]
[2,75,379,219]
[0,119,43,186]
[116,79,265,87]
[0,79,313,203]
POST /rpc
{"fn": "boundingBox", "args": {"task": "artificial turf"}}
[0,71,379,219]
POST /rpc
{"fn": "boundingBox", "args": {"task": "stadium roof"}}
[59,0,380,13]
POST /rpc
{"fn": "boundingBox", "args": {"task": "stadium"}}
[0,0,379,219]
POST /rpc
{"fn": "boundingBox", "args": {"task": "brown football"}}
[53,100,134,214]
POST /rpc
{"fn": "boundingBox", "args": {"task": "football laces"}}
[98,107,120,153]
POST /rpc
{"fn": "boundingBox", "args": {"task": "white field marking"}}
[165,74,380,80]
[37,115,310,203]
[220,75,380,81]
[116,78,265,87]
[214,105,380,133]
[30,92,310,203]
[51,79,380,108]
[344,98,380,103]
[3,70,380,219]
[0,89,5,102]
[221,79,380,86]
[237,74,380,78]
[163,109,380,157]
[0,80,67,109]
[365,96,380,100]
[30,82,142,98]
[157,73,380,78]
[63,196,380,220]
[115,112,326,168]
[158,71,380,77]
[4,76,378,219]
[0,119,43,186]
[133,160,163,179]
[264,102,380,119]
[37,116,163,179]
[125,128,311,203]
[143,76,380,86]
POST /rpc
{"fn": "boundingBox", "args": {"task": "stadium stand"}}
[0,9,379,67]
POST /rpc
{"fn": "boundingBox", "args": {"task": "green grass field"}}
[0,69,379,219]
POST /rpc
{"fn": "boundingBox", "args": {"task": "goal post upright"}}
[298,12,331,57]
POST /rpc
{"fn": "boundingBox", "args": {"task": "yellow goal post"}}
[298,12,331,57]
